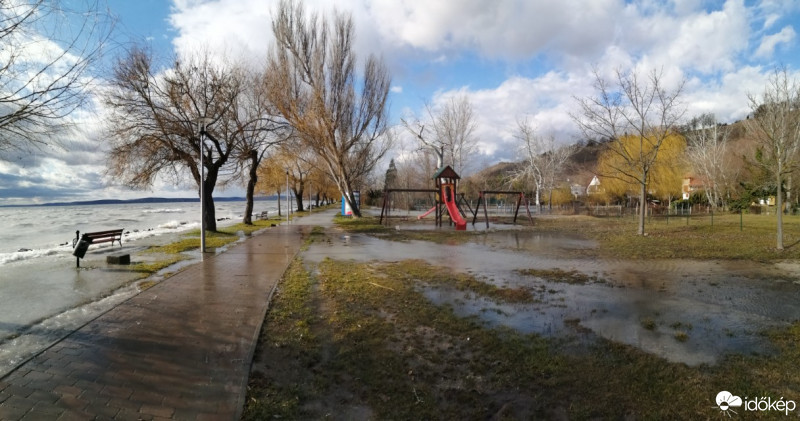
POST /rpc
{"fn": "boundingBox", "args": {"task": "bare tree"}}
[267,0,391,218]
[402,95,478,174]
[227,67,290,225]
[103,47,242,231]
[514,117,575,207]
[573,68,686,235]
[683,114,735,210]
[0,0,112,158]
[745,67,800,250]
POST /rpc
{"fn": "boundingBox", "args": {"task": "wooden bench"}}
[256,211,269,220]
[72,229,124,267]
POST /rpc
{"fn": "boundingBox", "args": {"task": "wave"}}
[0,221,204,267]
[0,247,68,265]
[157,220,187,229]
[142,208,184,214]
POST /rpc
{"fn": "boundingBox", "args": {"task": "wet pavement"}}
[0,214,318,420]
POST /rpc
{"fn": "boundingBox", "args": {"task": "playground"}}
[379,165,533,231]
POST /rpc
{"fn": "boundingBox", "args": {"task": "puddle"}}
[303,230,800,366]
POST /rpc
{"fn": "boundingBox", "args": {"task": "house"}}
[681,175,706,200]
[586,175,603,195]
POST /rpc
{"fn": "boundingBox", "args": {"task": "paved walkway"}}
[0,210,335,420]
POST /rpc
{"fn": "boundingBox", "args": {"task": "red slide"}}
[441,185,467,230]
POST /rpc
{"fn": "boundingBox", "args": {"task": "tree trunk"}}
[638,174,647,236]
[777,172,784,250]
[243,150,258,225]
[202,175,218,232]
[277,189,282,217]
[294,188,305,212]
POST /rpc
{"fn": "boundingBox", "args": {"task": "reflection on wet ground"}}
[303,228,800,366]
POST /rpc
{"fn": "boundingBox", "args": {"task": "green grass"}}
[146,232,240,254]
[129,255,186,274]
[245,256,800,419]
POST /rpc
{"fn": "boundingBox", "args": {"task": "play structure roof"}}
[432,165,460,180]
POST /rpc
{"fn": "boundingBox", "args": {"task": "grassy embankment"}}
[243,215,800,419]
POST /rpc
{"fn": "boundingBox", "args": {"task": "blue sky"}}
[2,0,800,204]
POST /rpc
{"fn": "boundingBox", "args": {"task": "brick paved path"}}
[0,220,311,420]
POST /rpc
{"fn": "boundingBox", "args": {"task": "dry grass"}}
[533,212,800,260]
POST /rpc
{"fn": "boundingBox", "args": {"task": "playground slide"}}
[442,189,467,230]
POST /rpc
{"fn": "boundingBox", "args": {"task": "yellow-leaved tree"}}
[596,133,687,206]
[574,68,685,235]
[648,133,687,205]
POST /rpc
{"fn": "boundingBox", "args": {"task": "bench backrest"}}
[84,229,124,240]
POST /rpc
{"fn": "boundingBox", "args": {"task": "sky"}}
[2,0,800,205]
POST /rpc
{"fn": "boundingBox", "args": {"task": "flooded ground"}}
[303,227,800,366]
[0,229,244,377]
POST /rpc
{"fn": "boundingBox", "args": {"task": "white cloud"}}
[390,85,403,94]
[683,66,768,122]
[424,72,591,163]
[169,0,274,62]
[763,13,781,29]
[367,0,622,60]
[755,25,796,58]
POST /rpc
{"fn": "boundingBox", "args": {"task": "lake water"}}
[0,199,280,376]
[0,201,283,258]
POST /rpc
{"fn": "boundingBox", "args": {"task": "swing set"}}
[379,166,534,230]
[471,190,534,228]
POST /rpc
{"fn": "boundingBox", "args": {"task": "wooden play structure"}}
[380,165,469,229]
[380,166,533,230]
